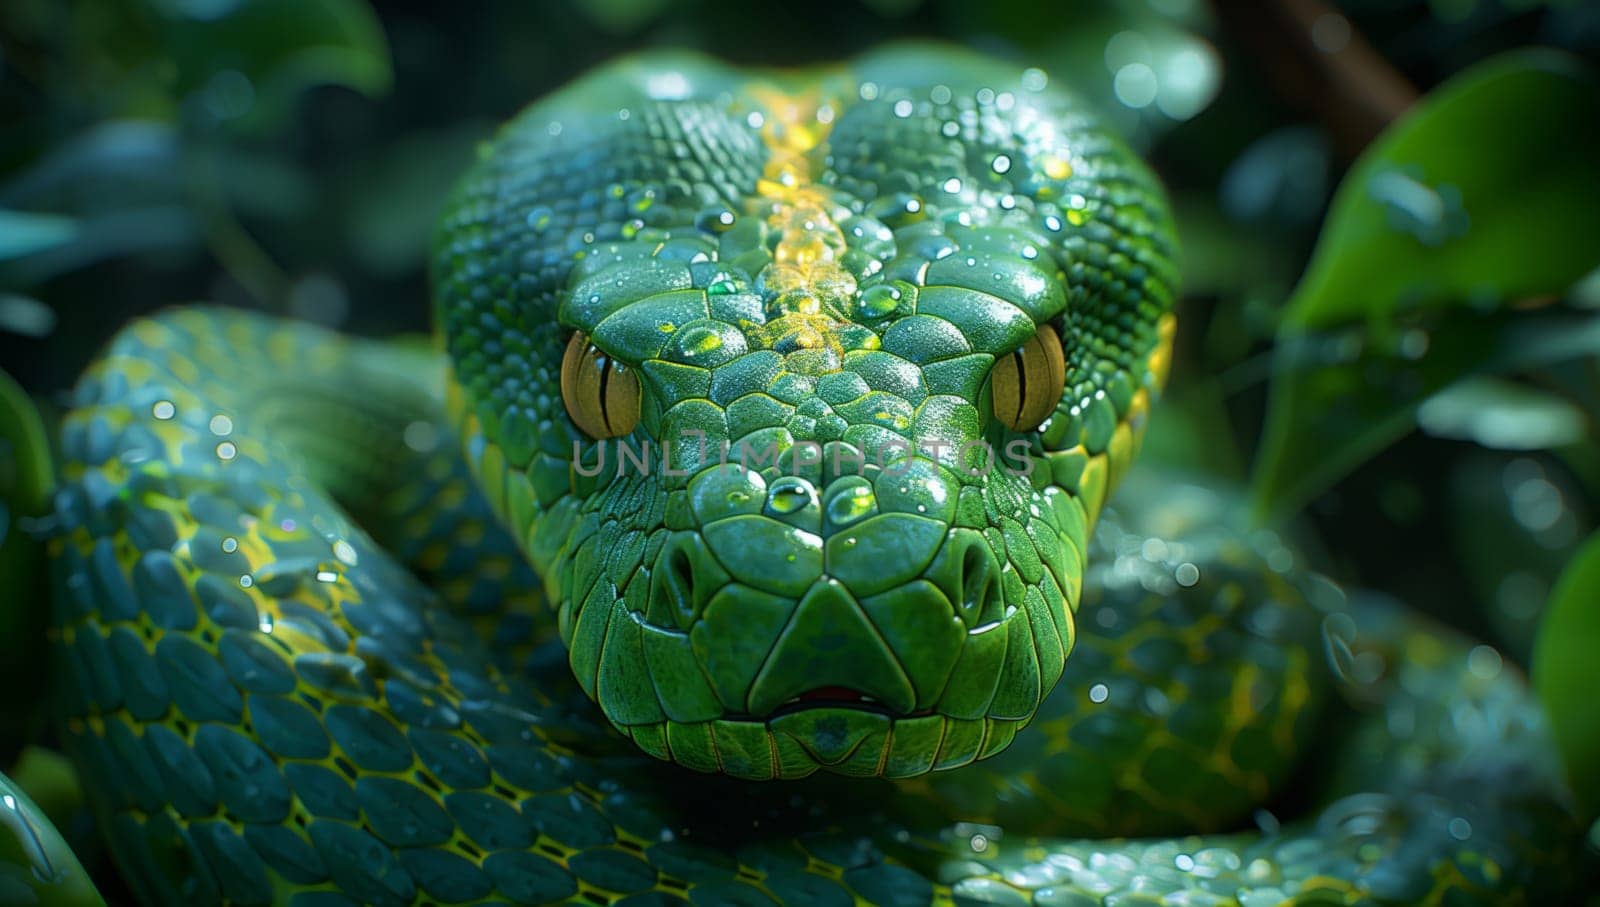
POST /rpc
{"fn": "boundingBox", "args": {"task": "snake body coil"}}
[40,47,1581,905]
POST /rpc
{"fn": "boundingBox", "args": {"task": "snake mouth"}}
[756,686,938,720]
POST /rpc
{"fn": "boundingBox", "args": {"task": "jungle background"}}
[2,0,1599,892]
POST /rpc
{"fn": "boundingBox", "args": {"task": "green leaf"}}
[1252,49,1600,518]
[1254,309,1600,519]
[0,211,78,262]
[1284,49,1600,329]
[0,369,54,759]
[1533,530,1600,820]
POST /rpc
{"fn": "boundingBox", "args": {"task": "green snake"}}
[4,45,1586,905]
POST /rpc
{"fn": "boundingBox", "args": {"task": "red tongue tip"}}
[796,686,867,702]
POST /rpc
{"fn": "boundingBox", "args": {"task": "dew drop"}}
[827,485,875,525]
[1467,644,1502,680]
[858,284,903,318]
[767,477,816,515]
[695,207,737,233]
[1175,562,1200,586]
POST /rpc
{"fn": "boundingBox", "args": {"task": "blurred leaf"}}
[1252,49,1600,519]
[1533,529,1600,819]
[0,208,197,288]
[1418,376,1587,450]
[0,122,200,285]
[0,295,57,339]
[0,122,182,212]
[1284,49,1600,330]
[1254,309,1600,519]
[0,211,78,261]
[155,0,392,129]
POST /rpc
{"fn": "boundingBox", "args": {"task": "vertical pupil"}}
[595,352,612,434]
[1012,349,1028,426]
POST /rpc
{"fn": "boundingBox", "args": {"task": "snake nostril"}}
[961,541,1002,626]
[648,542,699,630]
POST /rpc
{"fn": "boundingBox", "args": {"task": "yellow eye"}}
[561,331,641,439]
[992,323,1067,431]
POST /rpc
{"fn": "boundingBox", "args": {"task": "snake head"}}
[434,46,1176,780]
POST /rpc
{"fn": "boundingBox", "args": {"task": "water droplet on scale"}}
[333,540,359,566]
[858,284,903,318]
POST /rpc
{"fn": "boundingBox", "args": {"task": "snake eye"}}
[991,323,1067,431]
[561,331,641,439]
